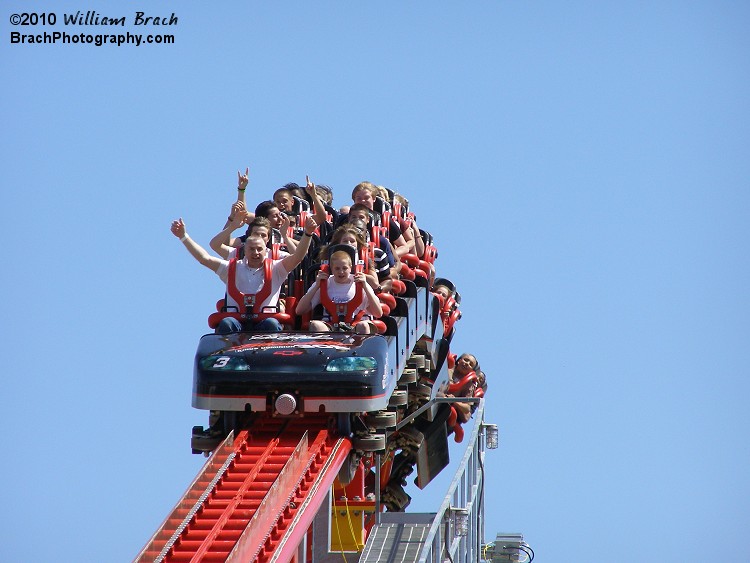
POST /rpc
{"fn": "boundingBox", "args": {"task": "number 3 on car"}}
[212,356,230,368]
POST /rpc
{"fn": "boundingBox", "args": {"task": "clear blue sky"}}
[2,2,748,561]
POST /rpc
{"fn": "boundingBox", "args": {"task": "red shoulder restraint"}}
[448,371,478,396]
[319,261,366,324]
[361,246,374,267]
[226,257,274,319]
[270,243,281,260]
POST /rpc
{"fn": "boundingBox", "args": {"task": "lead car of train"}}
[189,273,466,511]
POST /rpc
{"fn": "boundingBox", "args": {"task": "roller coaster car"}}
[193,331,395,419]
[190,286,456,498]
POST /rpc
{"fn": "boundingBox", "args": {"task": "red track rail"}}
[136,415,351,563]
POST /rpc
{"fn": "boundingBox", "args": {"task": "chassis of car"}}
[193,331,395,415]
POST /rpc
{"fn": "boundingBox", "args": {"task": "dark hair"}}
[348,203,374,224]
[255,200,279,218]
[476,370,487,388]
[348,218,368,237]
[273,187,294,200]
[316,183,333,195]
[315,183,334,205]
[458,353,480,372]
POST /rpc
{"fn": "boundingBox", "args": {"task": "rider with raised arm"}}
[210,208,295,259]
[171,214,319,333]
[278,176,329,242]
[212,168,310,257]
[217,167,252,232]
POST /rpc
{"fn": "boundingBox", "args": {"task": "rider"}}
[170,215,318,333]
[448,353,485,423]
[296,248,383,334]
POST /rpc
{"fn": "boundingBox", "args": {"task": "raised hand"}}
[303,216,319,236]
[305,175,316,196]
[237,167,249,191]
[280,212,292,234]
[229,201,248,224]
[171,218,186,238]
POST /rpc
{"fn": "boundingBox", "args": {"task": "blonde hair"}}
[332,225,366,248]
[393,193,408,207]
[351,181,378,200]
[317,226,367,263]
[330,250,352,266]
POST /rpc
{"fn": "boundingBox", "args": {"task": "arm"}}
[410,218,425,257]
[305,175,327,228]
[171,218,223,272]
[365,266,379,290]
[280,216,318,272]
[385,221,410,258]
[236,167,249,205]
[391,234,410,258]
[402,220,416,253]
[402,215,425,256]
[381,239,400,279]
[296,269,327,315]
[358,272,383,317]
[453,400,473,423]
[279,213,298,253]
[219,170,250,231]
[210,203,247,259]
[380,236,396,266]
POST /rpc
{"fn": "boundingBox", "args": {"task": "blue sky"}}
[2,1,748,561]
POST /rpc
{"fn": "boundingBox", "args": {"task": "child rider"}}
[296,250,383,334]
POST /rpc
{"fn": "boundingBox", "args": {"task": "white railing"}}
[360,399,491,563]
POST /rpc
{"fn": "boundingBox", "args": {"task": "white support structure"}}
[360,399,491,563]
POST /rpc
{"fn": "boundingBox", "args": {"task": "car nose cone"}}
[275,393,297,415]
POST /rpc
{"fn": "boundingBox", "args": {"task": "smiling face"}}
[455,354,477,376]
[264,206,283,229]
[243,236,267,267]
[274,192,294,212]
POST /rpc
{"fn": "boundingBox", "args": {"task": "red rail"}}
[135,415,351,563]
